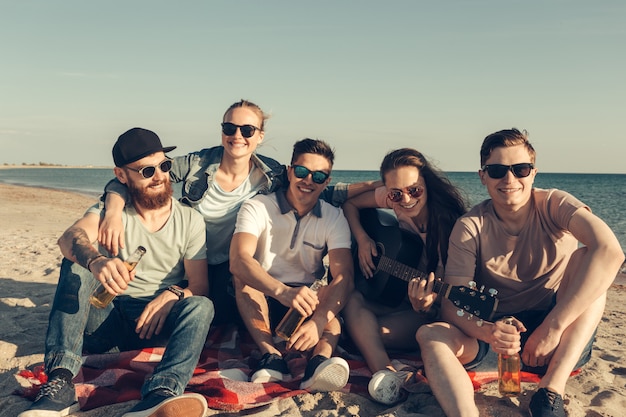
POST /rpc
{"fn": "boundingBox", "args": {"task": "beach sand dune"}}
[1,183,625,416]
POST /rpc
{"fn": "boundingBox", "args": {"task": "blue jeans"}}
[45,258,214,397]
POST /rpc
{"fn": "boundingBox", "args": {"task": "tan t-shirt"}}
[445,188,587,314]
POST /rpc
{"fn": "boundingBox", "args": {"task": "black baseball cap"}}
[112,127,176,167]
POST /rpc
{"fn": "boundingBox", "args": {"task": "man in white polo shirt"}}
[230,138,354,392]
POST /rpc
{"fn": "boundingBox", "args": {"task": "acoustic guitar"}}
[353,208,498,321]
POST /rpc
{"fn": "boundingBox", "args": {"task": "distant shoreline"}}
[0,164,113,170]
[2,164,624,175]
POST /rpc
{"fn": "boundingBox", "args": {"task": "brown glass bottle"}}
[275,278,325,341]
[89,246,146,309]
[498,316,522,396]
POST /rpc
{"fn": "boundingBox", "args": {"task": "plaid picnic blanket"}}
[17,323,545,412]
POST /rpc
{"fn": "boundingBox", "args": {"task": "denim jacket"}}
[104,146,349,207]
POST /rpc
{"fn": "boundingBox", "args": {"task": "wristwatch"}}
[166,285,185,301]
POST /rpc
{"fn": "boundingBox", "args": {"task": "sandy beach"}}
[1,182,625,417]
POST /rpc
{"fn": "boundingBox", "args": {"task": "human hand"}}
[408,272,437,312]
[357,236,378,279]
[286,319,322,352]
[521,322,560,368]
[90,256,133,295]
[281,286,319,317]
[98,213,125,256]
[489,317,526,355]
[135,292,177,339]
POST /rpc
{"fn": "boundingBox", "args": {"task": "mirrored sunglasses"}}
[126,159,173,179]
[481,163,534,179]
[387,185,425,203]
[221,122,259,138]
[292,165,330,184]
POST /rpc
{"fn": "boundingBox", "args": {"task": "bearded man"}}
[19,128,213,417]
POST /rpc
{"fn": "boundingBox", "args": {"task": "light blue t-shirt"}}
[88,197,207,297]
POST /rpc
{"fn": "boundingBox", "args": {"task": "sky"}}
[2,1,625,173]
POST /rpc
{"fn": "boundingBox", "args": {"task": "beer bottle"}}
[275,276,327,341]
[498,316,522,396]
[89,246,146,309]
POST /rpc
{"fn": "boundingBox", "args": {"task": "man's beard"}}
[128,179,173,210]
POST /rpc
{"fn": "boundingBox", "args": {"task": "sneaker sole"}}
[251,369,287,383]
[300,357,350,392]
[17,402,80,417]
[122,393,207,417]
[368,370,411,405]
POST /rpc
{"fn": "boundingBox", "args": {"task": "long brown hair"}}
[380,148,468,271]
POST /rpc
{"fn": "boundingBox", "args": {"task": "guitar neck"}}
[377,255,448,295]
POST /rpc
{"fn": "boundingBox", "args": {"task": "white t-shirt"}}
[196,165,265,264]
[234,191,352,285]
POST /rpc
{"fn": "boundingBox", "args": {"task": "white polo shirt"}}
[234,191,352,285]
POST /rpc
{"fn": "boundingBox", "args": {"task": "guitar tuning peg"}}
[468,281,477,289]
[489,288,498,297]
[456,309,465,317]
[476,319,484,327]
[479,285,485,293]
[466,313,474,320]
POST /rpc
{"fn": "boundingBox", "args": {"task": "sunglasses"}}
[292,165,330,184]
[221,122,259,138]
[387,185,425,203]
[481,163,534,179]
[126,158,173,179]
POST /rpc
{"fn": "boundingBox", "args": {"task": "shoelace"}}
[34,378,64,401]
[544,389,563,411]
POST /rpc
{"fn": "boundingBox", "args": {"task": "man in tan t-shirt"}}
[416,128,623,417]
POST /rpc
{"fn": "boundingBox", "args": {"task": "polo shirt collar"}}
[277,189,323,218]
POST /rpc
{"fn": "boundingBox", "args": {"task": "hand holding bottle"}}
[497,316,524,396]
[276,277,327,341]
[88,246,146,308]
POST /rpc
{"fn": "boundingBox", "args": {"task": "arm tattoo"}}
[62,226,100,269]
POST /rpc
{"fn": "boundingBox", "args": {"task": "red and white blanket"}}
[17,324,544,412]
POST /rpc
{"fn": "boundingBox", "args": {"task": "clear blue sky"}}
[2,1,625,173]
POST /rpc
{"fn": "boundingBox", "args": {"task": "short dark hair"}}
[291,138,335,167]
[480,128,536,166]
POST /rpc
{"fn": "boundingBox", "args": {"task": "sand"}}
[1,182,625,417]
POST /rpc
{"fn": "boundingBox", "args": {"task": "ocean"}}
[1,167,625,252]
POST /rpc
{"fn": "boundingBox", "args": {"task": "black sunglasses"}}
[481,163,534,179]
[387,185,425,203]
[221,122,259,138]
[126,159,173,179]
[292,165,330,184]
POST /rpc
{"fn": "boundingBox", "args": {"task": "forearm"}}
[311,249,355,327]
[548,244,623,332]
[230,255,289,300]
[104,191,126,213]
[311,276,352,328]
[184,259,209,297]
[103,178,130,205]
[346,180,382,199]
[58,226,102,270]
[342,201,369,242]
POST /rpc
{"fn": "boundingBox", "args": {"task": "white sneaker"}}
[300,356,350,392]
[122,392,207,417]
[368,369,413,405]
